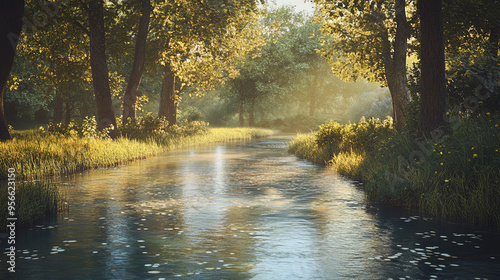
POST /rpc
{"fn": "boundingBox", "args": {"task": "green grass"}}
[288,114,500,228]
[0,181,64,231]
[0,126,273,228]
[1,127,274,180]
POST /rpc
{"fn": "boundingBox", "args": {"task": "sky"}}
[268,0,316,14]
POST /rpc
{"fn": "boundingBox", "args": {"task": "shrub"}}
[43,116,109,139]
[315,117,394,158]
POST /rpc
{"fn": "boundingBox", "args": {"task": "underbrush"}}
[289,113,500,228]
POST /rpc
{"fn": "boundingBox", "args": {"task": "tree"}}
[314,0,412,129]
[122,0,152,124]
[443,0,500,112]
[418,0,448,134]
[87,0,117,138]
[151,0,262,126]
[0,0,24,140]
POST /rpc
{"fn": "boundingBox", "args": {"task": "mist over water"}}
[1,136,499,279]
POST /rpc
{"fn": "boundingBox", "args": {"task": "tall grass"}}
[1,127,274,180]
[288,114,500,228]
[0,181,64,231]
[0,126,273,228]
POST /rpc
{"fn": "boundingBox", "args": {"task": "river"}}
[1,136,500,279]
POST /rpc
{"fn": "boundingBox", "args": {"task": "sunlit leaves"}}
[313,0,416,85]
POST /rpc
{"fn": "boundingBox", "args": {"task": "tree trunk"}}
[0,0,24,141]
[122,0,151,124]
[159,62,177,126]
[381,0,410,129]
[418,0,448,134]
[64,101,72,124]
[238,98,244,127]
[248,98,255,126]
[88,0,117,138]
[53,91,63,123]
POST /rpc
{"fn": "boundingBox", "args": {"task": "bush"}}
[315,117,395,158]
[43,116,110,139]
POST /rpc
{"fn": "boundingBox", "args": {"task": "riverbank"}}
[0,125,274,228]
[288,115,500,229]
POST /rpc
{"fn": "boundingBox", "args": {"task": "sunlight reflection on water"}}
[1,137,500,279]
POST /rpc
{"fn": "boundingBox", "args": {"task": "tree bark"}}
[88,0,117,138]
[382,0,410,130]
[122,0,151,124]
[238,98,244,127]
[0,0,24,141]
[159,62,177,126]
[248,98,255,126]
[418,0,448,134]
[64,101,72,124]
[53,91,63,123]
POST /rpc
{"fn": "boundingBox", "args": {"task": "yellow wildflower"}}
[473,154,478,158]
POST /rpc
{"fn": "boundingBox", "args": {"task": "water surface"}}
[2,136,500,279]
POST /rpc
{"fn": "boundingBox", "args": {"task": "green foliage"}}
[43,116,110,139]
[179,106,203,123]
[0,181,64,231]
[446,53,500,113]
[315,117,395,157]
[290,113,500,228]
[117,113,208,140]
[314,0,417,84]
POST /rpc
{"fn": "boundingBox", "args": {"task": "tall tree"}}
[122,0,152,124]
[418,0,448,134]
[314,0,412,129]
[87,0,117,138]
[0,0,24,141]
[151,0,262,126]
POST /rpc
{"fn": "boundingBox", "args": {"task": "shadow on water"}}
[1,136,500,279]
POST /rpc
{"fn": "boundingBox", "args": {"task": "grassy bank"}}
[288,115,500,228]
[0,181,64,230]
[1,123,273,228]
[1,126,274,180]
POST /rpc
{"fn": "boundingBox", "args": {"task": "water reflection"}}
[1,137,500,279]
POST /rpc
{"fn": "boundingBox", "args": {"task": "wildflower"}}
[444,179,449,183]
[440,152,443,155]
[473,154,478,158]
[487,112,491,116]
[496,124,499,128]
[440,162,444,166]
[433,149,436,152]
[471,147,475,150]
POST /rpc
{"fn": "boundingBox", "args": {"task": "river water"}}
[1,136,500,279]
